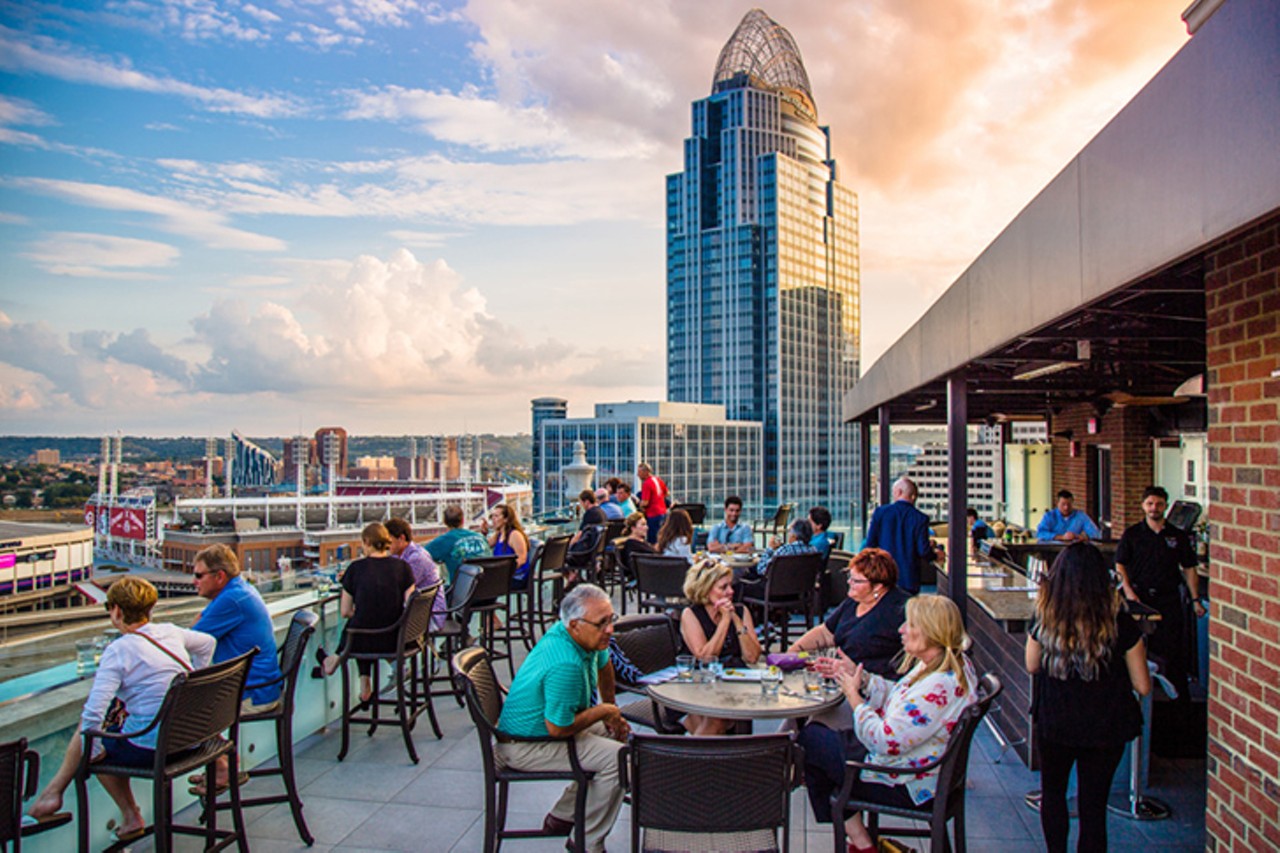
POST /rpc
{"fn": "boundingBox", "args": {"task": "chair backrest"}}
[820,550,855,611]
[680,503,707,525]
[622,733,801,842]
[468,556,516,601]
[451,647,505,780]
[538,534,573,574]
[827,531,846,551]
[763,551,824,598]
[612,614,680,683]
[156,649,257,756]
[602,520,626,543]
[399,584,441,653]
[0,738,26,847]
[932,672,1003,813]
[447,563,484,612]
[632,554,692,602]
[277,610,319,712]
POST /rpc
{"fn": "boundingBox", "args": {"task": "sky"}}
[0,0,1191,438]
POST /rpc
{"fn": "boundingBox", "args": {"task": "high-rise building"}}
[531,397,569,514]
[666,9,860,521]
[314,427,348,480]
[536,401,762,514]
[230,431,277,487]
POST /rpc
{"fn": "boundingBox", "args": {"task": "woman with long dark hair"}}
[487,503,532,587]
[655,507,694,559]
[1027,542,1151,853]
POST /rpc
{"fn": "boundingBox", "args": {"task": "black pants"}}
[1038,739,1126,853]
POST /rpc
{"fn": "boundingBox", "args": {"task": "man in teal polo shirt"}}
[496,584,627,852]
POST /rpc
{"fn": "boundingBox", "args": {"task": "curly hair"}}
[682,558,733,604]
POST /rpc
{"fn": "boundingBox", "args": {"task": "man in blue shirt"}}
[190,544,282,793]
[966,508,992,551]
[426,505,492,583]
[1036,490,1101,542]
[496,584,627,852]
[808,505,836,560]
[707,495,753,553]
[862,478,934,594]
[596,488,624,520]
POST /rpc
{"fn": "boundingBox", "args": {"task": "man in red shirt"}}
[636,462,669,544]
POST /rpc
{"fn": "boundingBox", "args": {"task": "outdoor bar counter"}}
[936,541,1119,768]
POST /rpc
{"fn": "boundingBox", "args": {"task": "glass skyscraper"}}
[666,9,861,521]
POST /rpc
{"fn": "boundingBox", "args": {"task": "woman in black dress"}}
[315,522,415,704]
[1027,542,1151,853]
[679,558,762,735]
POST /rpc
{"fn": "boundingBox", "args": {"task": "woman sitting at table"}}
[656,507,695,560]
[486,503,532,589]
[797,595,978,853]
[617,512,656,578]
[27,577,216,843]
[789,548,908,677]
[679,558,762,735]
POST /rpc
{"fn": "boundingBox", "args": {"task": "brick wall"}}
[1204,211,1280,852]
[1048,402,1154,536]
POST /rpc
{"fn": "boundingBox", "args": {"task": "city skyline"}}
[0,1,1189,435]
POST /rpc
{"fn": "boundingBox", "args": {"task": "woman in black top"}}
[1027,543,1151,853]
[617,512,656,582]
[679,558,762,735]
[788,547,908,678]
[315,522,415,704]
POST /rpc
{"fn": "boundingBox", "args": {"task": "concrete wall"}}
[1204,211,1280,851]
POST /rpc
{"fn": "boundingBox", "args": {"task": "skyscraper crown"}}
[712,8,815,117]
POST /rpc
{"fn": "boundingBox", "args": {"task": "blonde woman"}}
[797,595,978,853]
[28,577,215,842]
[678,558,762,735]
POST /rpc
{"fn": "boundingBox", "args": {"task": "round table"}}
[646,670,844,721]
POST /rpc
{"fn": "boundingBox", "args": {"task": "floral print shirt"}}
[852,657,979,805]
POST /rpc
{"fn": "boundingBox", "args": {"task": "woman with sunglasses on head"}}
[1028,542,1150,853]
[27,577,216,843]
[679,558,762,734]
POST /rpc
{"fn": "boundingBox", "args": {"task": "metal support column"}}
[947,372,968,623]
[878,407,891,507]
[858,420,873,535]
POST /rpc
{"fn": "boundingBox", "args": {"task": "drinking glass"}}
[676,655,695,682]
[803,668,823,695]
[707,660,725,681]
[760,665,783,697]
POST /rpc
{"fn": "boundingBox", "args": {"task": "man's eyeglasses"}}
[579,613,619,630]
[192,569,220,579]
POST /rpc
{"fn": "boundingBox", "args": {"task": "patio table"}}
[646,669,843,722]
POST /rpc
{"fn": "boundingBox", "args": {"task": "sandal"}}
[188,771,249,798]
[112,825,147,843]
[310,646,330,680]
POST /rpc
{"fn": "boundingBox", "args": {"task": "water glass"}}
[75,639,98,676]
[676,655,695,682]
[707,660,725,681]
[760,665,783,697]
[803,668,823,695]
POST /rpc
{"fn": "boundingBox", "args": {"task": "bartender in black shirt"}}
[1115,486,1203,694]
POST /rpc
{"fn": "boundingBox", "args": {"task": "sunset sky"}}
[0,0,1191,437]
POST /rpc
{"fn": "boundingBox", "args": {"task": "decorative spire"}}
[712,8,815,117]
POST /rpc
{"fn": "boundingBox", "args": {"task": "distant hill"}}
[0,434,532,468]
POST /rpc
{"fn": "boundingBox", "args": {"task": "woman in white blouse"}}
[797,594,978,853]
[28,576,216,843]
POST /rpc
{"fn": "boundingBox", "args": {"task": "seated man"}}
[596,487,624,520]
[966,507,992,551]
[754,518,818,577]
[496,585,628,853]
[1036,489,1101,543]
[614,483,637,517]
[808,505,835,561]
[707,495,754,554]
[426,505,493,583]
[385,517,447,628]
[190,544,282,793]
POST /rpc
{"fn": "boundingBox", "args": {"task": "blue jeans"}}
[646,514,665,544]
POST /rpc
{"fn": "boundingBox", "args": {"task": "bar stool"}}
[464,556,521,680]
[204,610,318,845]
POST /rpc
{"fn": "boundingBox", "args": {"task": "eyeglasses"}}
[849,577,871,586]
[192,570,221,579]
[579,613,619,630]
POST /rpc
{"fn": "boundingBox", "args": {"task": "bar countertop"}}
[936,552,1037,625]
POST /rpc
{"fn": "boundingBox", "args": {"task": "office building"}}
[666,9,860,520]
[531,397,569,514]
[534,401,762,513]
[230,431,277,488]
[903,442,1005,521]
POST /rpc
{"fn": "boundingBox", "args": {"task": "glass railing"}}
[0,587,350,852]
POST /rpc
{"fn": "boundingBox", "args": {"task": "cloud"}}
[22,232,180,278]
[9,177,286,251]
[387,229,464,248]
[0,94,55,127]
[0,24,300,116]
[0,212,30,225]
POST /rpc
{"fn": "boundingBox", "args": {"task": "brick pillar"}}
[1204,211,1280,852]
[1048,403,1154,535]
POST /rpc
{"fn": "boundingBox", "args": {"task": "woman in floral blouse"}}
[797,594,978,853]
